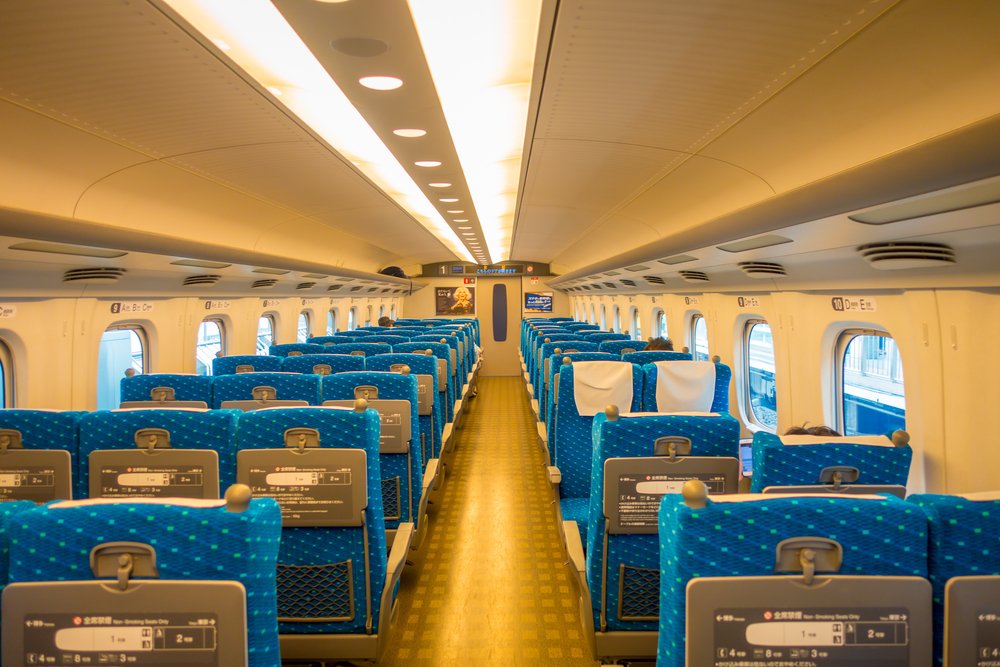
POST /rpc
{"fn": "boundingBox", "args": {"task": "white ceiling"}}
[0,0,999,292]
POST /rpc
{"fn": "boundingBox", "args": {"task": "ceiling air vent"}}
[602,282,618,289]
[327,285,342,292]
[857,242,956,269]
[296,282,317,290]
[350,286,363,292]
[251,279,278,289]
[643,275,666,285]
[182,274,221,287]
[620,279,637,287]
[679,271,710,283]
[738,261,787,278]
[62,267,126,284]
[367,287,378,293]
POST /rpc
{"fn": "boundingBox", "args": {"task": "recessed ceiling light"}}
[266,86,283,96]
[454,218,469,222]
[440,198,459,203]
[462,232,474,236]
[415,160,441,167]
[446,210,464,214]
[457,226,472,230]
[212,38,231,51]
[428,182,451,188]
[393,128,426,138]
[315,0,352,4]
[359,76,403,90]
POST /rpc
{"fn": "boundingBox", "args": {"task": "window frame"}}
[297,311,311,343]
[630,307,641,341]
[97,324,148,410]
[0,337,14,408]
[326,309,337,335]
[612,305,621,333]
[390,303,397,320]
[348,307,357,331]
[654,308,667,339]
[599,304,607,329]
[589,304,596,324]
[196,317,226,376]
[835,328,906,436]
[743,318,777,433]
[257,314,276,355]
[690,313,709,361]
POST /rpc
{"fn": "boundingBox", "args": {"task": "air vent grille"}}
[327,285,342,292]
[620,279,637,287]
[296,282,317,290]
[183,274,221,287]
[857,242,956,270]
[251,279,278,289]
[367,287,378,293]
[679,271,709,283]
[602,282,617,289]
[62,267,126,284]
[738,262,787,278]
[643,276,666,285]
[350,286,363,292]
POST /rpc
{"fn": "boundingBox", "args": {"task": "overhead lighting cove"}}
[358,75,404,90]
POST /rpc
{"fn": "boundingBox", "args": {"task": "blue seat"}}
[563,322,600,332]
[581,332,630,344]
[212,372,322,409]
[543,352,615,459]
[235,406,410,662]
[321,371,425,536]
[357,335,409,346]
[620,350,691,365]
[908,492,1000,664]
[640,359,731,413]
[269,343,327,357]
[344,329,375,337]
[366,353,442,462]
[751,430,912,493]
[394,341,454,425]
[0,409,82,502]
[551,360,642,545]
[530,334,584,392]
[213,354,284,375]
[597,340,647,355]
[120,373,213,408]
[0,501,35,591]
[282,353,365,375]
[309,335,357,346]
[320,342,392,357]
[77,408,241,499]
[657,492,930,667]
[536,341,598,423]
[6,491,283,667]
[413,335,465,404]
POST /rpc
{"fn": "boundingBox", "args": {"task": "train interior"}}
[0,0,999,665]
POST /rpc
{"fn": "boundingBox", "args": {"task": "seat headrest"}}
[572,361,634,417]
[654,361,716,412]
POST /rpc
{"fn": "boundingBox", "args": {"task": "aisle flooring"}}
[381,377,599,666]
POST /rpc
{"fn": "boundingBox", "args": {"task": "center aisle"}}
[380,377,599,666]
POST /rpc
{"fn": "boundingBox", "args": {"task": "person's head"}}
[377,316,392,327]
[453,287,471,304]
[784,424,841,437]
[646,336,674,351]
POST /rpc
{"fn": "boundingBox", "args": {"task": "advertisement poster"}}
[524,291,553,313]
[436,286,476,315]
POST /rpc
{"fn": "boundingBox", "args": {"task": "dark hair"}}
[377,316,393,327]
[784,424,842,437]
[646,336,674,351]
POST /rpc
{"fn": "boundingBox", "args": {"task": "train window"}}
[630,307,641,340]
[297,312,310,343]
[691,314,709,361]
[97,326,145,410]
[838,330,906,435]
[654,309,668,338]
[612,305,621,333]
[348,307,357,331]
[378,304,386,319]
[327,309,337,335]
[390,303,397,320]
[0,338,12,408]
[256,315,275,355]
[366,305,373,327]
[599,304,607,329]
[744,320,777,431]
[196,319,225,376]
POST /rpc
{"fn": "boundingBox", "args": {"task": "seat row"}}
[0,403,427,665]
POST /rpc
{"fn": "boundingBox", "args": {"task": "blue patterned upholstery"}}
[582,332,630,343]
[8,496,283,667]
[281,354,365,375]
[211,373,322,408]
[213,354,284,375]
[384,329,422,338]
[620,351,692,365]
[598,340,647,355]
[564,323,600,332]
[553,362,642,545]
[545,353,616,441]
[394,342,454,422]
[657,493,929,667]
[586,412,741,632]
[641,361,731,413]
[560,497,589,547]
[77,408,241,499]
[321,372,423,531]
[0,501,37,591]
[356,335,408,346]
[414,334,465,392]
[536,341,596,422]
[345,329,374,337]
[908,493,1000,664]
[750,431,913,492]
[524,326,567,359]
[120,374,213,405]
[531,335,584,390]
[269,343,327,357]
[236,407,387,635]
[366,354,442,461]
[0,409,81,456]
[309,335,356,346]
[319,343,392,357]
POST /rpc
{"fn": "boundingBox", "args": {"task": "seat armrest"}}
[547,466,561,485]
[421,458,440,495]
[530,399,540,417]
[442,422,454,449]
[536,422,547,446]
[377,520,414,636]
[562,520,586,581]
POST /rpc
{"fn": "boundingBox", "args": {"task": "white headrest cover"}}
[654,361,716,412]
[572,361,634,417]
[778,435,894,448]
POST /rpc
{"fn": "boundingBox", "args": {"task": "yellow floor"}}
[380,377,599,666]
